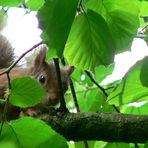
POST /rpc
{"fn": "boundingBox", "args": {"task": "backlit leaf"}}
[86,0,140,53]
[64,10,115,71]
[9,77,47,108]
[0,117,68,148]
[38,0,79,58]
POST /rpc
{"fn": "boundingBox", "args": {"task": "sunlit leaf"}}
[86,0,140,53]
[0,117,68,148]
[140,1,148,25]
[94,141,107,148]
[84,89,100,112]
[122,102,148,114]
[0,0,23,7]
[64,10,115,71]
[104,142,130,148]
[25,0,44,10]
[0,141,17,148]
[95,64,115,83]
[9,77,47,108]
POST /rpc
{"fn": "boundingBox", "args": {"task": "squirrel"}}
[0,34,74,120]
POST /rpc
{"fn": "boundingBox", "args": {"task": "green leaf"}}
[140,1,148,17]
[71,70,93,86]
[37,0,79,58]
[122,102,148,114]
[145,142,148,148]
[140,56,148,87]
[86,0,140,53]
[75,141,95,148]
[0,0,23,7]
[82,73,94,86]
[88,90,115,112]
[9,77,47,108]
[0,117,68,148]
[94,141,107,148]
[77,88,115,112]
[95,64,115,83]
[108,57,148,106]
[64,10,115,71]
[0,142,17,148]
[104,142,130,148]
[84,89,101,112]
[139,1,148,26]
[25,0,44,11]
[71,69,83,82]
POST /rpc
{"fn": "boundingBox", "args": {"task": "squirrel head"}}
[30,46,74,106]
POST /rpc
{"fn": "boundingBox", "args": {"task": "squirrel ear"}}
[66,66,74,76]
[34,46,47,67]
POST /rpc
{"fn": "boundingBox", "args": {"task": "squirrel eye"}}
[38,75,46,84]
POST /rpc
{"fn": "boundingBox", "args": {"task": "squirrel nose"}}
[48,97,59,106]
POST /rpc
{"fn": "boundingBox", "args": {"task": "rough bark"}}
[39,110,148,143]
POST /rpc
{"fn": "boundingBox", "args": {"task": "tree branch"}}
[53,58,67,111]
[39,110,148,143]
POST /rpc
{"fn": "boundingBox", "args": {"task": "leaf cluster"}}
[0,0,148,147]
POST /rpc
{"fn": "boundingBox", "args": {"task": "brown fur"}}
[0,46,74,119]
[30,47,74,106]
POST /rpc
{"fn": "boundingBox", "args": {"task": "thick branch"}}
[40,111,148,143]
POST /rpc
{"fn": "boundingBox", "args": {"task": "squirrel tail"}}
[0,34,14,69]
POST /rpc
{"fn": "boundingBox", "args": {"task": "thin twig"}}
[85,71,108,97]
[141,24,148,32]
[69,79,80,112]
[0,41,43,76]
[61,57,80,112]
[0,72,12,135]
[65,87,98,96]
[53,58,67,111]
[85,71,120,113]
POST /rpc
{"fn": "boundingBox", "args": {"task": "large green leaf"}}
[0,0,23,7]
[140,1,148,25]
[86,0,140,53]
[0,117,68,148]
[84,89,115,112]
[25,0,44,11]
[37,0,79,58]
[64,10,115,71]
[9,77,47,108]
[108,57,148,106]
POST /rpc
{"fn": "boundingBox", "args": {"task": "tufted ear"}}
[33,46,47,67]
[66,66,74,76]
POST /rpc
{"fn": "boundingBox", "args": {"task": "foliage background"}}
[0,0,148,147]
